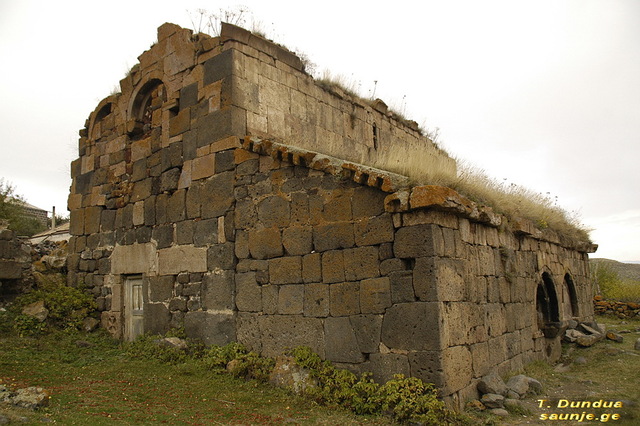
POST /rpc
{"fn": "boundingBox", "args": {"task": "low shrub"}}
[9,272,96,336]
[290,346,467,424]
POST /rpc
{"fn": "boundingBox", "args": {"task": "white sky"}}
[0,0,638,261]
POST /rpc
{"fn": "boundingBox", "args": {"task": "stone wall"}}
[0,229,32,302]
[67,22,596,406]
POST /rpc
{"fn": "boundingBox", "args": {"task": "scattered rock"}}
[506,375,530,397]
[635,338,640,351]
[579,323,603,335]
[269,356,316,394]
[477,372,507,396]
[154,337,188,350]
[490,408,509,417]
[480,393,505,409]
[0,385,10,401]
[606,331,624,343]
[466,399,486,411]
[22,300,48,322]
[574,356,587,364]
[504,398,524,410]
[563,329,585,343]
[82,317,100,332]
[554,363,571,373]
[10,387,50,409]
[527,377,543,395]
[575,333,603,347]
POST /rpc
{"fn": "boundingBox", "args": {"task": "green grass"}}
[0,330,392,425]
[592,262,640,302]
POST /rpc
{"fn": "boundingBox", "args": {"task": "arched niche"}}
[562,273,579,318]
[536,272,561,337]
[128,78,166,139]
[87,95,119,141]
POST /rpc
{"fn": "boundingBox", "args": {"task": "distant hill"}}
[590,258,640,282]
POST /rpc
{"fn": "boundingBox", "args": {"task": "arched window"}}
[536,272,560,337]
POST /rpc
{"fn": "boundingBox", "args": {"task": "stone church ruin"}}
[67,22,597,405]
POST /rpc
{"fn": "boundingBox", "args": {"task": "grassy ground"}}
[1,315,638,425]
[0,330,392,425]
[490,314,640,425]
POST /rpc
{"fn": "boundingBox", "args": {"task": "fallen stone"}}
[10,387,50,409]
[477,372,507,396]
[481,393,505,409]
[563,328,585,343]
[574,356,587,364]
[504,398,524,409]
[269,356,316,394]
[22,300,48,322]
[554,363,571,373]
[527,377,543,395]
[579,323,602,335]
[466,399,486,411]
[154,337,188,350]
[505,390,520,400]
[82,317,100,332]
[606,331,624,343]
[575,333,603,347]
[566,319,578,329]
[490,408,509,417]
[506,375,530,398]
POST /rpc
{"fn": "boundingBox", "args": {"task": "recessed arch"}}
[563,273,579,317]
[536,272,560,337]
[128,77,166,139]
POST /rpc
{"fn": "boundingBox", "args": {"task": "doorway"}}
[124,275,144,341]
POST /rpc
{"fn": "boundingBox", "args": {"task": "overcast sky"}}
[0,0,638,261]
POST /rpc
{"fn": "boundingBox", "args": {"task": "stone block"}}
[201,171,235,218]
[166,189,186,222]
[303,283,329,317]
[0,260,22,279]
[262,284,278,315]
[235,272,262,312]
[321,250,344,284]
[381,302,442,351]
[143,303,171,336]
[388,270,415,304]
[157,245,207,274]
[350,314,383,353]
[207,242,235,270]
[257,195,290,228]
[191,153,215,181]
[111,243,158,274]
[344,246,379,281]
[278,284,304,314]
[352,186,387,218]
[193,218,218,247]
[175,220,194,245]
[368,353,410,384]
[258,315,325,358]
[441,345,473,395]
[185,311,236,346]
[248,227,283,259]
[202,270,234,310]
[313,222,354,252]
[322,192,352,222]
[216,149,235,172]
[413,257,466,302]
[235,312,262,352]
[408,351,444,388]
[152,224,173,249]
[325,317,364,363]
[268,256,302,284]
[282,226,313,256]
[330,282,360,316]
[84,206,102,235]
[169,108,191,137]
[360,277,391,314]
[355,214,394,246]
[302,253,321,283]
[179,82,198,110]
[149,275,174,302]
[203,48,233,85]
[196,107,246,148]
[393,224,441,258]
[234,199,257,229]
